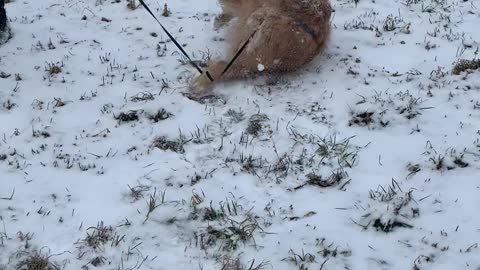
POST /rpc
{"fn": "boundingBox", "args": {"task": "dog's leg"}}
[189,60,228,93]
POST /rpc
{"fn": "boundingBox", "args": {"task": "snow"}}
[0,0,480,269]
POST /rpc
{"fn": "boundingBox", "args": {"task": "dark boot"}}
[0,0,11,45]
[0,0,6,32]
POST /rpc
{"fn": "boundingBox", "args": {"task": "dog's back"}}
[219,0,264,19]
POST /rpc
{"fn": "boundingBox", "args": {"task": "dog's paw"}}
[189,73,215,93]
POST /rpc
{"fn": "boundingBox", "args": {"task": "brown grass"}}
[452,59,480,75]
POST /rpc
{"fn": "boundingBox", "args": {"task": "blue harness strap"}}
[295,19,317,39]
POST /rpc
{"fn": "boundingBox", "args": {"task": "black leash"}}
[138,0,214,82]
[220,29,257,77]
[138,0,256,82]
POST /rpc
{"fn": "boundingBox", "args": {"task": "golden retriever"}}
[190,0,332,93]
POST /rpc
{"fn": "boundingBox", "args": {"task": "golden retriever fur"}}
[190,0,332,92]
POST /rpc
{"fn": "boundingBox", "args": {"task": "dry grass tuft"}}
[114,110,140,123]
[16,251,59,270]
[147,109,173,122]
[452,59,480,75]
[45,63,62,76]
[126,0,138,10]
[152,136,190,153]
[162,3,171,17]
[85,222,113,250]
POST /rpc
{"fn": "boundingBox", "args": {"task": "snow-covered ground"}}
[1,0,480,269]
